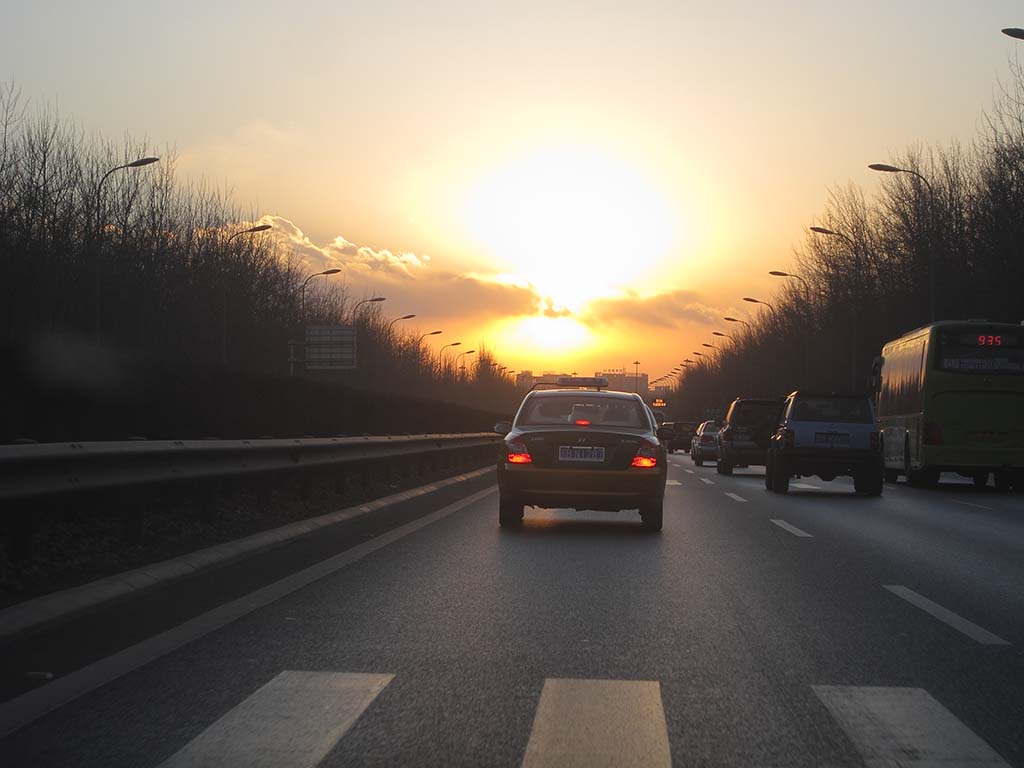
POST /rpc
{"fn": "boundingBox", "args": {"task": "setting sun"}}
[463,146,678,311]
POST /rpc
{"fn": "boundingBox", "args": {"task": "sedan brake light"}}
[507,438,532,464]
[631,440,659,468]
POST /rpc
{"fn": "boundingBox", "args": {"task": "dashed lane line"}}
[883,585,1010,646]
[769,519,813,538]
[699,478,715,485]
[684,469,695,474]
[951,499,995,511]
[159,672,393,768]
[813,685,1010,767]
[666,480,682,486]
[724,492,748,503]
[522,679,671,768]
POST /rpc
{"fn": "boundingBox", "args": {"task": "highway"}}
[2,456,1024,767]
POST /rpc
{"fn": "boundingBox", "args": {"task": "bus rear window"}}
[937,330,1024,374]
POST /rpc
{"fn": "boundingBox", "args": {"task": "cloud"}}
[581,289,720,329]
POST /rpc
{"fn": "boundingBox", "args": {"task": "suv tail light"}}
[506,438,532,464]
[870,431,880,450]
[923,422,943,445]
[631,440,659,468]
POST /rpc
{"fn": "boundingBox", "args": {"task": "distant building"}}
[595,367,648,398]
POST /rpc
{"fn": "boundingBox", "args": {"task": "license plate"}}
[814,432,849,446]
[558,446,606,462]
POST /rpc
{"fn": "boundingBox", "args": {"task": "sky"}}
[4,1,1022,380]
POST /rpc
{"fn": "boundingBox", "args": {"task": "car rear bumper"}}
[720,444,767,465]
[498,463,666,510]
[777,448,881,475]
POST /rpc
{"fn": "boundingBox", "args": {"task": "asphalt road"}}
[2,455,1024,767]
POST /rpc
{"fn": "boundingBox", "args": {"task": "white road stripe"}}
[792,482,821,490]
[952,499,994,511]
[724,492,747,503]
[666,480,682,486]
[0,486,497,739]
[813,685,1010,767]
[699,478,715,485]
[770,519,813,537]
[684,469,695,474]
[883,585,1010,645]
[522,679,671,768]
[160,671,392,768]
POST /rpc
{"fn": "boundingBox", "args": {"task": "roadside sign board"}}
[304,325,356,370]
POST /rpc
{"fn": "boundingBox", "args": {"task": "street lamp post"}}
[300,268,343,322]
[810,226,861,390]
[869,162,937,321]
[94,156,160,336]
[385,314,416,334]
[455,349,476,380]
[417,330,442,343]
[769,269,811,385]
[742,296,776,313]
[633,360,641,395]
[221,223,272,367]
[350,296,386,320]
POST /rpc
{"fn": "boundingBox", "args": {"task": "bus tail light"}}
[507,438,532,464]
[923,422,943,445]
[631,440,659,468]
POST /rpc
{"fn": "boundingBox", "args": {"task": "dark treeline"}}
[669,63,1024,421]
[0,84,520,440]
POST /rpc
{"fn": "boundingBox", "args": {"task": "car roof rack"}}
[530,376,609,392]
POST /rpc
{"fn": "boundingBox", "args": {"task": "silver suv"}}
[766,391,883,495]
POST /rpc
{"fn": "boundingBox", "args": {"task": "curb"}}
[0,466,495,643]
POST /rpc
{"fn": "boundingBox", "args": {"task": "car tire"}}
[765,455,774,490]
[718,460,733,476]
[694,452,704,467]
[771,459,789,494]
[640,499,663,532]
[499,497,524,528]
[855,468,883,496]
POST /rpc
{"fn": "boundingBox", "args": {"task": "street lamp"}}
[742,296,776,313]
[221,223,274,366]
[633,360,641,394]
[417,330,443,343]
[94,156,160,335]
[724,316,752,329]
[351,296,386,316]
[456,349,476,378]
[385,313,416,333]
[1002,27,1024,40]
[702,342,715,348]
[300,268,343,321]
[712,331,733,340]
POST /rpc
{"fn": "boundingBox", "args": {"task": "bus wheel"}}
[994,471,1013,492]
[972,471,989,488]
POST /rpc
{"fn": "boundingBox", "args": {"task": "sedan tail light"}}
[631,440,659,468]
[506,438,532,464]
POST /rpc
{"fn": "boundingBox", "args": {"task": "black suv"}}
[716,398,783,475]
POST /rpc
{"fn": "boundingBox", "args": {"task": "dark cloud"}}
[582,290,719,329]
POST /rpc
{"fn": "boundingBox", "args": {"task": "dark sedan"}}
[495,385,669,531]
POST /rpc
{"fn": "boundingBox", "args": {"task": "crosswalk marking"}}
[522,679,671,768]
[666,479,682,486]
[883,586,1010,645]
[724,492,747,502]
[159,671,393,768]
[813,686,1010,767]
[699,478,714,485]
[770,519,813,537]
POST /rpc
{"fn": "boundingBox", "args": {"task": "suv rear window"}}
[728,401,780,427]
[517,395,647,428]
[790,396,872,424]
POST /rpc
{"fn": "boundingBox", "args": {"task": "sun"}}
[463,146,678,311]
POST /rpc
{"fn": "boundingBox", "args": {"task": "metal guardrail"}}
[0,433,501,501]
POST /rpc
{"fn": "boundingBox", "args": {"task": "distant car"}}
[690,421,720,466]
[766,391,883,495]
[669,421,698,453]
[716,398,783,475]
[659,421,677,452]
[495,381,670,531]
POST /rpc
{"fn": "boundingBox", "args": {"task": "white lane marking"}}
[769,519,813,538]
[160,671,393,768]
[684,469,695,474]
[0,486,497,739]
[666,480,682,486]
[951,499,994,511]
[724,492,747,503]
[813,686,1010,767]
[883,585,1010,645]
[792,482,821,490]
[699,478,715,485]
[522,679,671,768]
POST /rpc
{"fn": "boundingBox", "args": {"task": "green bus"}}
[874,320,1024,490]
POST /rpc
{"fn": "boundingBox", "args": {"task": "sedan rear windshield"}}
[791,397,872,424]
[517,395,647,428]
